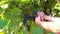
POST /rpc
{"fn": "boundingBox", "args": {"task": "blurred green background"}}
[0,0,60,34]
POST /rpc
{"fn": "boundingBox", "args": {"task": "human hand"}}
[35,14,60,34]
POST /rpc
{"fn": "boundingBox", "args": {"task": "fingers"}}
[37,12,45,21]
[36,11,53,22]
[35,15,42,26]
[44,15,53,22]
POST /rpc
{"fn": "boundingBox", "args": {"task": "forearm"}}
[41,22,60,34]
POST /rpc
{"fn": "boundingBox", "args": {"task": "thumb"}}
[35,16,42,26]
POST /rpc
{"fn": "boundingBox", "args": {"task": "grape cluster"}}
[23,10,38,25]
[23,13,32,25]
[23,10,38,32]
[23,13,32,32]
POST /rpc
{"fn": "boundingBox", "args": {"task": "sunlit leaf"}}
[55,3,60,10]
[1,4,9,9]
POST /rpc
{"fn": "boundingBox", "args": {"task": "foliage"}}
[0,0,60,34]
